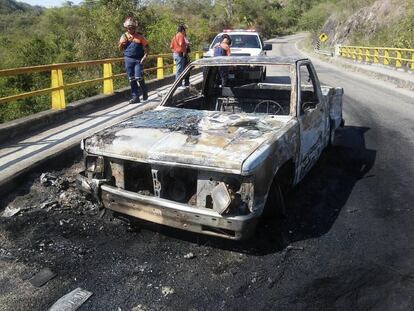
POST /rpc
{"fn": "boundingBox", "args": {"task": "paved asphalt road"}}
[265,34,414,309]
[0,34,413,310]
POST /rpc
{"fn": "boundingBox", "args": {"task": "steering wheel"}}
[253,100,285,114]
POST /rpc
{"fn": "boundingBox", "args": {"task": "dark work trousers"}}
[218,67,228,86]
[124,56,148,100]
[173,53,190,86]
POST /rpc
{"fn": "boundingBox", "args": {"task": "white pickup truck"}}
[203,29,272,81]
[78,56,344,240]
[203,29,272,58]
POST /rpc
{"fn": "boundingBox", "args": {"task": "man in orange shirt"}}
[119,17,149,104]
[170,24,190,86]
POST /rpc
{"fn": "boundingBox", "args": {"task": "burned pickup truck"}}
[78,56,343,240]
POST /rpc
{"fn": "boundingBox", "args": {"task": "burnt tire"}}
[328,121,336,147]
[263,178,286,219]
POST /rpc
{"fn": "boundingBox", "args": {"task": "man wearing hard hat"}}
[119,17,149,104]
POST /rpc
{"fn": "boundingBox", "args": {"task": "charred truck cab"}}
[78,56,344,240]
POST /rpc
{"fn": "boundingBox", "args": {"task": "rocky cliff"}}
[321,0,405,46]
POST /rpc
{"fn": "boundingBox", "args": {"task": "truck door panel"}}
[296,62,326,182]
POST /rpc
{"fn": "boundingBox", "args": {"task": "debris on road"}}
[183,252,195,259]
[39,200,59,211]
[40,172,71,190]
[347,208,359,213]
[267,277,275,288]
[161,286,175,297]
[0,248,15,260]
[29,268,57,287]
[40,173,57,186]
[286,245,304,251]
[48,287,93,311]
[1,205,21,217]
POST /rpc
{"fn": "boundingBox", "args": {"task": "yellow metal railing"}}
[338,45,414,70]
[0,52,202,109]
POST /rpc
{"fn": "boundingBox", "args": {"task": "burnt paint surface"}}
[83,107,295,173]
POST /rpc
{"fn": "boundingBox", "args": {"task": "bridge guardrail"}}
[338,45,414,71]
[0,52,202,110]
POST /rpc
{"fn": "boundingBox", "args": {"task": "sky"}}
[17,0,83,7]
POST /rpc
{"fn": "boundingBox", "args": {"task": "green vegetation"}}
[0,0,297,123]
[350,0,414,48]
[298,0,378,34]
[0,0,413,123]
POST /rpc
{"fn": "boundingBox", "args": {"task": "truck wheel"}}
[329,128,335,146]
[263,177,286,218]
[328,120,336,147]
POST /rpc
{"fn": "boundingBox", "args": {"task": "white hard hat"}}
[123,17,138,28]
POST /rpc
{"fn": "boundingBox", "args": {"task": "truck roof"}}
[193,56,308,65]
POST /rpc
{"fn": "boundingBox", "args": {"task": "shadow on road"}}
[147,125,376,255]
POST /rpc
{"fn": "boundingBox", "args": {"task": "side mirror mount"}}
[202,43,210,52]
[263,44,272,51]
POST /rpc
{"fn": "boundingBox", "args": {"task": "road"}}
[1,34,413,310]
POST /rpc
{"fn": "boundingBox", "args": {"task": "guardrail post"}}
[195,52,200,60]
[365,49,370,62]
[51,68,65,109]
[103,63,114,94]
[347,47,351,58]
[374,49,379,63]
[335,44,341,56]
[157,57,164,80]
[411,52,414,70]
[173,59,176,74]
[358,48,363,61]
[352,48,357,60]
[384,50,389,65]
[396,50,402,67]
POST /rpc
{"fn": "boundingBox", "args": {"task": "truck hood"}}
[83,107,295,173]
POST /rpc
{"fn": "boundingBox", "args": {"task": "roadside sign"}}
[319,33,328,42]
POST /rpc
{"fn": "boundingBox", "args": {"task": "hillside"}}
[300,0,414,48]
[323,0,412,47]
[0,0,43,14]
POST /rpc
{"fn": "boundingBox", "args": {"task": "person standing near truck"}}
[170,24,190,86]
[213,33,231,56]
[119,17,149,104]
[213,34,232,86]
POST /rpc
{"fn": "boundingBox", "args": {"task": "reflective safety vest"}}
[123,33,148,59]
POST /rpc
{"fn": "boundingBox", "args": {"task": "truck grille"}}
[123,161,197,204]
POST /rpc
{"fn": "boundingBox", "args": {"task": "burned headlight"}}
[197,172,254,215]
[211,182,238,214]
